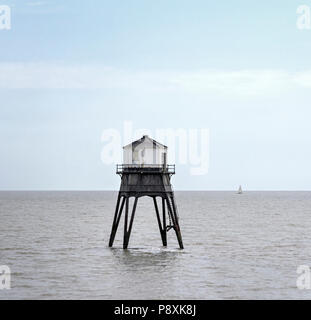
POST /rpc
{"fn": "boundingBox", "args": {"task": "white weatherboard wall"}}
[123,136,167,165]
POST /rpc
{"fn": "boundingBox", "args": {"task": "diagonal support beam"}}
[123,197,138,249]
[153,197,167,246]
[165,195,184,249]
[109,195,125,247]
[162,197,167,246]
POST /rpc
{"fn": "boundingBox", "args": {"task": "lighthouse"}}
[108,135,184,249]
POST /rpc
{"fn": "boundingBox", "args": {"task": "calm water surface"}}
[1,191,311,300]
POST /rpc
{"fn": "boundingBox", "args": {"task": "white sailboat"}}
[237,185,243,194]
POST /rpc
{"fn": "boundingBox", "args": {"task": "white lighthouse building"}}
[123,135,167,166]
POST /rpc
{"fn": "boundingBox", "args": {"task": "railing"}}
[116,164,175,174]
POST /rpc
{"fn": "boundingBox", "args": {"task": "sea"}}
[1,191,311,300]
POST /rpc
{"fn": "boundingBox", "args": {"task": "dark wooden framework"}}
[108,166,184,249]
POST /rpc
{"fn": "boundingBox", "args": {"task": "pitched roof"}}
[123,135,167,149]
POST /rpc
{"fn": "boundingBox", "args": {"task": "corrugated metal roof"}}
[123,135,167,149]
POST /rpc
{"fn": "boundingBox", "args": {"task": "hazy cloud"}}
[26,1,48,6]
[0,62,310,97]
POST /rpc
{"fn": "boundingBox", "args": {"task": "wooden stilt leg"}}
[115,197,126,229]
[153,197,166,246]
[170,195,184,249]
[109,195,125,247]
[123,197,129,249]
[166,195,184,249]
[126,197,138,247]
[162,197,167,246]
[123,197,138,249]
[165,197,176,229]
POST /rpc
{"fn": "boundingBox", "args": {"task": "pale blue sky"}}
[1,0,311,190]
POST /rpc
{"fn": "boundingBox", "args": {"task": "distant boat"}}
[237,185,243,194]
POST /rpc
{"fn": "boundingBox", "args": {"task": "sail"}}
[237,185,243,194]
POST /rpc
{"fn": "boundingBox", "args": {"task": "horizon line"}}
[0,189,311,192]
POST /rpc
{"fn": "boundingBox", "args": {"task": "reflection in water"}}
[110,247,182,271]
